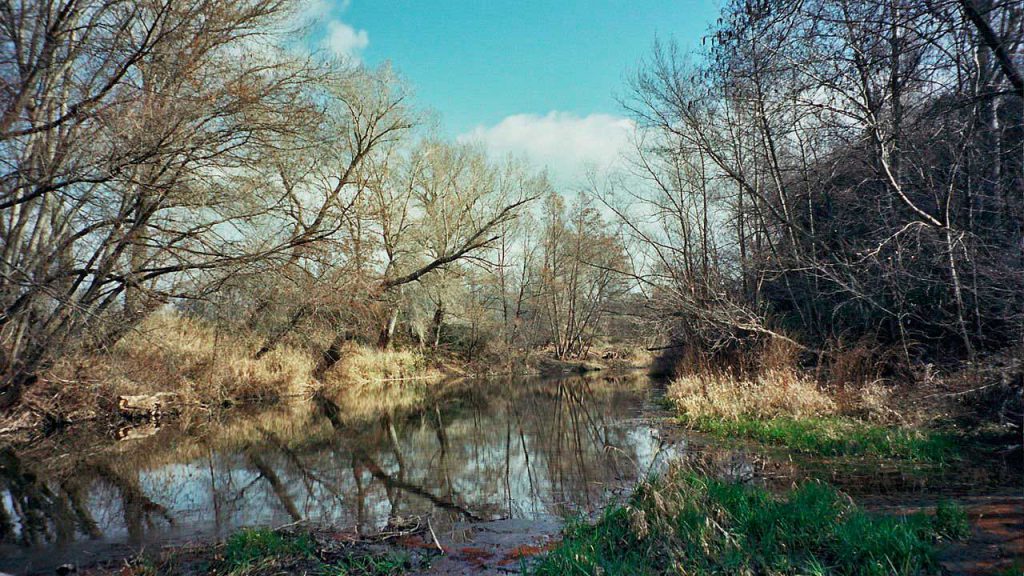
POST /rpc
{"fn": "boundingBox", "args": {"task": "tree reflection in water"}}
[0,373,672,572]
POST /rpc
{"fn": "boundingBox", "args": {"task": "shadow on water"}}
[0,372,677,573]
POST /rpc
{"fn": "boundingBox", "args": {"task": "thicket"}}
[620,0,1023,387]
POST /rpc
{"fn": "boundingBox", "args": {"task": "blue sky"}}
[304,1,721,182]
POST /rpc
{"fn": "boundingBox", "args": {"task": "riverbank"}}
[33,491,1024,576]
[666,363,1022,469]
[113,525,439,576]
[54,519,562,576]
[2,364,1020,575]
[29,462,1021,576]
[505,344,1021,575]
[510,352,1020,576]
[0,312,649,440]
[530,374,1022,576]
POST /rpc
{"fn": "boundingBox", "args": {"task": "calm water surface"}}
[0,373,677,573]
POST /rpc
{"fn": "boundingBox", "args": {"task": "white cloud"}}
[322,19,369,61]
[295,1,367,62]
[459,112,635,184]
[296,0,331,22]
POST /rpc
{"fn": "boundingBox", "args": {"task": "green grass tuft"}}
[528,472,969,576]
[326,551,413,575]
[683,415,958,462]
[222,528,315,574]
[932,500,971,540]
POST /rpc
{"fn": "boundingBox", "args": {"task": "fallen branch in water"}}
[427,516,445,554]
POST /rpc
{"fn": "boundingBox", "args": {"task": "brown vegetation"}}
[108,314,314,403]
[663,336,978,429]
[669,369,837,422]
[1,312,452,433]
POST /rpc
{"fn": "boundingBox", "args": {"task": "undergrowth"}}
[668,369,836,421]
[40,312,448,426]
[323,344,438,387]
[222,528,316,574]
[219,528,416,576]
[327,551,414,576]
[528,470,969,576]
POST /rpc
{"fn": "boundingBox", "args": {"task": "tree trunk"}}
[431,303,444,349]
[378,308,399,349]
[314,331,351,380]
[946,230,975,360]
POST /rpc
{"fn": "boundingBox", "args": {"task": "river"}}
[0,372,1019,575]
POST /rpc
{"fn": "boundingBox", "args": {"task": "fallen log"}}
[117,392,180,418]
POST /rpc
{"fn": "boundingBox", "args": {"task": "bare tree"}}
[0,0,414,408]
[536,193,628,359]
[623,0,1023,367]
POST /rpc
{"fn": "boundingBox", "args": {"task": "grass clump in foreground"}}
[218,527,415,576]
[328,551,414,576]
[222,528,316,574]
[529,470,969,576]
[668,370,958,462]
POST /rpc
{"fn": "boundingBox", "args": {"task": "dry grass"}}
[668,368,837,421]
[321,344,438,388]
[587,342,655,368]
[71,313,315,407]
[666,337,912,423]
[114,315,446,405]
[115,316,445,405]
[666,369,961,461]
[316,344,444,423]
[664,338,962,461]
[847,380,904,423]
[34,313,452,429]
[667,337,838,422]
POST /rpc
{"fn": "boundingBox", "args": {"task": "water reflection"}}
[0,373,672,573]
